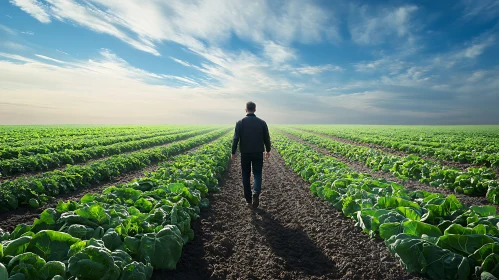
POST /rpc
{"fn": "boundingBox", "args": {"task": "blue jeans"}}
[241,152,263,202]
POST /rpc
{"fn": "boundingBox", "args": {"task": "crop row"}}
[282,128,499,203]
[273,132,499,280]
[1,126,174,147]
[0,134,231,280]
[297,126,499,167]
[0,128,214,176]
[297,125,499,154]
[0,128,229,212]
[0,127,194,160]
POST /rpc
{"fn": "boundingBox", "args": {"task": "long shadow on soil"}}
[152,201,211,279]
[251,208,336,277]
[154,158,234,280]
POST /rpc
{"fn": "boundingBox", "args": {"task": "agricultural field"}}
[1,125,499,280]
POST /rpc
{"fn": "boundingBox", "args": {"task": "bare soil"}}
[0,130,207,183]
[300,130,486,172]
[155,151,422,280]
[0,137,221,232]
[283,132,497,211]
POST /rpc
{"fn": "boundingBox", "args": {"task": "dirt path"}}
[283,132,496,211]
[157,151,422,280]
[0,136,223,232]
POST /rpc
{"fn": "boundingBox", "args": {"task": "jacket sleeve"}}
[231,121,240,154]
[263,121,271,152]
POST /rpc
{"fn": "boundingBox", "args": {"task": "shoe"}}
[252,193,260,208]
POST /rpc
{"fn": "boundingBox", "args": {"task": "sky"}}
[0,0,498,125]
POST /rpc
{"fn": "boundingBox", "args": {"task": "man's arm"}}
[231,121,241,156]
[263,121,271,152]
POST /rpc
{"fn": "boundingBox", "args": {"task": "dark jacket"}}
[232,113,271,154]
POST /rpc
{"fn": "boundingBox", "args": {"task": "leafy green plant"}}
[0,134,232,279]
[0,128,213,175]
[0,127,192,161]
[0,128,228,212]
[273,132,499,280]
[294,125,499,167]
[0,263,7,280]
[282,128,499,202]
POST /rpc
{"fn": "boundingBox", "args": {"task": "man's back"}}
[231,101,270,209]
[232,113,271,154]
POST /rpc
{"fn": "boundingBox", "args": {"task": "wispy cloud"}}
[10,0,336,57]
[170,57,192,68]
[460,0,499,21]
[4,0,499,124]
[292,64,343,75]
[35,54,65,64]
[263,41,296,65]
[355,60,384,72]
[0,24,16,35]
[349,5,418,45]
[431,32,497,69]
[354,57,408,75]
[56,49,69,55]
[0,51,243,124]
[1,41,28,50]
[458,35,495,59]
[9,0,51,23]
[20,31,34,35]
[161,75,199,86]
[0,52,38,63]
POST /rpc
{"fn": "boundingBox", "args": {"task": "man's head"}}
[246,101,256,113]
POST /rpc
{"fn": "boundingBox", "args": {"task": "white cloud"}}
[81,49,164,80]
[354,57,408,76]
[0,51,243,124]
[10,0,336,57]
[1,42,28,50]
[56,49,69,55]
[170,57,192,67]
[5,1,499,124]
[430,33,496,69]
[354,60,384,71]
[318,90,454,120]
[21,31,34,35]
[0,52,38,63]
[263,41,296,65]
[461,0,499,21]
[161,75,199,86]
[35,54,65,64]
[43,0,160,56]
[463,43,488,58]
[349,5,418,45]
[0,24,16,35]
[459,35,495,58]
[1,47,498,124]
[292,64,343,75]
[9,0,51,23]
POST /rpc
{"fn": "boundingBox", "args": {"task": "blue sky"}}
[0,0,498,124]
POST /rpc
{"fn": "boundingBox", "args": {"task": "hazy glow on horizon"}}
[0,0,498,124]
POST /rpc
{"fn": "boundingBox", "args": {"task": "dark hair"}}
[246,101,256,112]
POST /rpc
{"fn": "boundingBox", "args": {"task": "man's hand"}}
[264,151,270,160]
[231,154,236,161]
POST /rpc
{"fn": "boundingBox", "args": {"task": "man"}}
[231,101,271,208]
